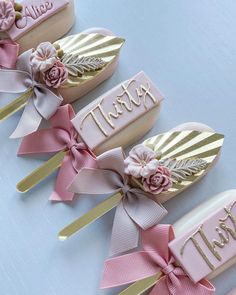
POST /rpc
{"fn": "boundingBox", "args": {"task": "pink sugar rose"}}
[30,42,57,73]
[0,0,16,32]
[124,144,159,178]
[142,166,172,194]
[43,60,68,88]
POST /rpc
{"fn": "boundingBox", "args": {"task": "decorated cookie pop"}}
[16,71,164,201]
[58,123,224,256]
[0,28,125,138]
[100,190,236,295]
[0,0,75,53]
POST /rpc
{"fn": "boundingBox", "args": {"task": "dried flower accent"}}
[61,53,106,77]
[124,144,159,178]
[43,60,68,88]
[30,42,57,73]
[0,0,16,32]
[142,166,172,194]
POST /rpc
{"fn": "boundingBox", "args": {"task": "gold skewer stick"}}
[17,150,67,193]
[0,89,33,121]
[119,274,161,295]
[58,192,123,241]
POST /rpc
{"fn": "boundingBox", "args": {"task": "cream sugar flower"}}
[30,42,57,73]
[124,144,160,178]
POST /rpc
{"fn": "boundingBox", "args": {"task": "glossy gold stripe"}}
[0,89,33,121]
[57,33,125,88]
[164,134,224,159]
[155,131,184,152]
[17,150,67,193]
[58,192,123,240]
[72,39,125,56]
[161,131,204,157]
[144,133,164,149]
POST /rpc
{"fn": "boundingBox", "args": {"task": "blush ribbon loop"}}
[0,49,62,138]
[68,148,168,256]
[18,104,97,201]
[100,224,216,295]
[0,40,19,69]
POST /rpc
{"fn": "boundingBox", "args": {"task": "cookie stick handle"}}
[0,89,33,121]
[119,274,161,295]
[58,192,123,240]
[17,150,67,193]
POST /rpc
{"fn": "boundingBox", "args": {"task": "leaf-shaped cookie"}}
[54,33,125,87]
[143,130,224,201]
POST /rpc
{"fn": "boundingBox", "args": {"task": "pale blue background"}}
[0,0,236,294]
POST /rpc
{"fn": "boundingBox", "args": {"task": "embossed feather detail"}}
[61,54,106,77]
[161,158,207,183]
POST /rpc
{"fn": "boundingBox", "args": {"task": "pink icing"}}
[7,0,69,40]
[72,71,164,151]
[169,198,236,283]
[0,0,15,32]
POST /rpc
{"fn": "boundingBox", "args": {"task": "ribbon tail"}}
[10,97,42,138]
[34,86,62,120]
[166,275,216,295]
[150,276,171,295]
[50,153,76,202]
[101,251,160,289]
[0,69,30,93]
[109,202,139,256]
[0,40,19,69]
[124,194,168,231]
[18,129,67,155]
[68,168,121,195]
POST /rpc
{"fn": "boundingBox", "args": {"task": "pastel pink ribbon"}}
[0,39,19,69]
[69,148,168,256]
[101,224,215,295]
[18,104,97,201]
[0,49,62,138]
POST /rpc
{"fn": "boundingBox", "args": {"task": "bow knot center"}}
[162,263,175,275]
[67,140,87,152]
[122,184,132,195]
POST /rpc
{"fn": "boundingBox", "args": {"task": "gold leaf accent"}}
[161,158,208,183]
[54,33,125,87]
[61,54,106,77]
[143,131,224,193]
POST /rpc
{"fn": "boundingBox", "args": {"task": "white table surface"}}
[0,0,236,294]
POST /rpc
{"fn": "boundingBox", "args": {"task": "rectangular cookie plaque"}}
[169,199,236,283]
[72,71,164,151]
[8,0,69,40]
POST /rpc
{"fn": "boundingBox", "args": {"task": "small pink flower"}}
[142,166,172,194]
[30,42,57,72]
[0,0,16,32]
[43,60,68,88]
[124,144,159,178]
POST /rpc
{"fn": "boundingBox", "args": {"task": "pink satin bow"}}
[101,225,215,295]
[0,39,19,69]
[18,104,97,201]
[69,148,167,256]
